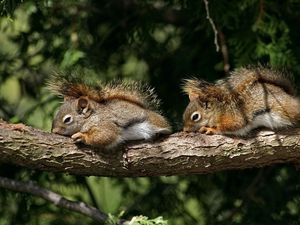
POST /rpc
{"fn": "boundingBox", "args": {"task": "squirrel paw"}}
[199,126,218,135]
[71,132,85,143]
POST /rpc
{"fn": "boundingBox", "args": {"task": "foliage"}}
[127,216,168,225]
[1,0,300,224]
[105,214,168,225]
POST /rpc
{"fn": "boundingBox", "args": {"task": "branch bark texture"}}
[0,121,299,177]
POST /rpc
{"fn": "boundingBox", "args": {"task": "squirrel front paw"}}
[71,132,86,143]
[199,126,219,135]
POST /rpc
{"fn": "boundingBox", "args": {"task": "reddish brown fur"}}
[217,114,246,132]
[182,66,300,135]
[72,124,120,147]
[101,93,146,108]
[183,79,234,103]
[48,78,159,110]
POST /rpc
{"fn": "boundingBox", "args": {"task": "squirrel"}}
[182,66,300,136]
[48,73,171,148]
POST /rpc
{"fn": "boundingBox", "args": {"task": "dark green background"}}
[1,0,300,224]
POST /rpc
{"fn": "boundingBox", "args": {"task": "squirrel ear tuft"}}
[77,97,92,115]
[182,79,211,101]
[78,97,88,108]
[188,92,200,101]
[182,79,229,103]
[64,96,74,101]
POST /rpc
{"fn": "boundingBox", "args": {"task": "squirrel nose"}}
[183,127,189,132]
[52,127,60,134]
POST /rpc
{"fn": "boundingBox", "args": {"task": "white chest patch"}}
[225,112,292,136]
[107,121,170,149]
[122,121,169,141]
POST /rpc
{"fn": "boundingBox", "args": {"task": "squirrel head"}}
[51,97,95,136]
[182,79,223,132]
[182,97,218,132]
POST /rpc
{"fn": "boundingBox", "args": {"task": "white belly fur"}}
[225,112,292,136]
[122,121,167,141]
[106,121,169,149]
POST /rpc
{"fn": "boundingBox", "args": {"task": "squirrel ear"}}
[188,92,199,101]
[201,101,212,109]
[64,96,74,101]
[183,79,211,101]
[77,97,93,115]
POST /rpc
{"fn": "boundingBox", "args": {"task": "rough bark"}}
[0,121,299,177]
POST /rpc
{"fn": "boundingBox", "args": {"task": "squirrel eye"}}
[190,111,201,122]
[63,114,73,124]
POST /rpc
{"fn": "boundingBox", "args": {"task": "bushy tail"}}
[227,65,296,95]
[47,71,104,101]
[47,71,160,110]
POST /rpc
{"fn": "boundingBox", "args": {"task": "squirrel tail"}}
[47,71,160,110]
[101,81,161,110]
[227,65,296,95]
[47,71,104,101]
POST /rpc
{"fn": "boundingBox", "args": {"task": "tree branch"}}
[218,28,230,76]
[0,176,108,222]
[0,120,300,177]
[202,0,219,52]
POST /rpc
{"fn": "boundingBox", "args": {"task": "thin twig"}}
[203,0,219,52]
[218,28,230,75]
[256,0,265,24]
[83,176,103,210]
[0,176,108,223]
